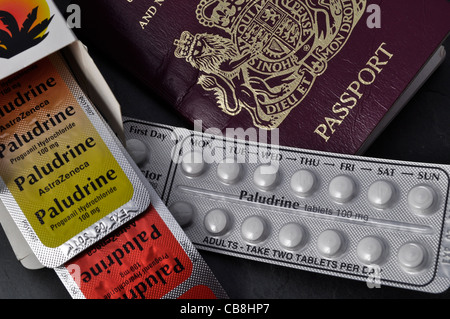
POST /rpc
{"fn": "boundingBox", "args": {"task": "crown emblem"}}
[173,31,196,59]
[196,0,245,31]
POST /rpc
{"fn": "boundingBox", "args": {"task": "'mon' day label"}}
[0,56,133,248]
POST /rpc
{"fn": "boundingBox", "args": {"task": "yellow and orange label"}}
[0,55,133,248]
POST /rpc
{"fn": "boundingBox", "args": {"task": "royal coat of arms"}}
[173,0,366,129]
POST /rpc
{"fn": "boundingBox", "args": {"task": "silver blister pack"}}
[123,117,450,293]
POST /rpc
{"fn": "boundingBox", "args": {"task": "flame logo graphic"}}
[0,0,53,59]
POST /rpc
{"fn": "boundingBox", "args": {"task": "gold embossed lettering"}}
[314,42,394,142]
[139,0,165,29]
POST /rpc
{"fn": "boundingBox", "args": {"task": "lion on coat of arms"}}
[174,0,367,129]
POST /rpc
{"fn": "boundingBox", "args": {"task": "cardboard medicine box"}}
[0,0,127,269]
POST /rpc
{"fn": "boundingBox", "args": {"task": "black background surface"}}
[0,1,449,299]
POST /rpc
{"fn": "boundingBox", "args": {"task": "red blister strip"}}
[57,205,225,299]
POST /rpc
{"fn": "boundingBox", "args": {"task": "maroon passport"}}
[72,0,450,154]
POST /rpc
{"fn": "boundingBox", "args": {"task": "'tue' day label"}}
[0,56,134,248]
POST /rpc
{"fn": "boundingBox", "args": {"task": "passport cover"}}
[72,0,450,154]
